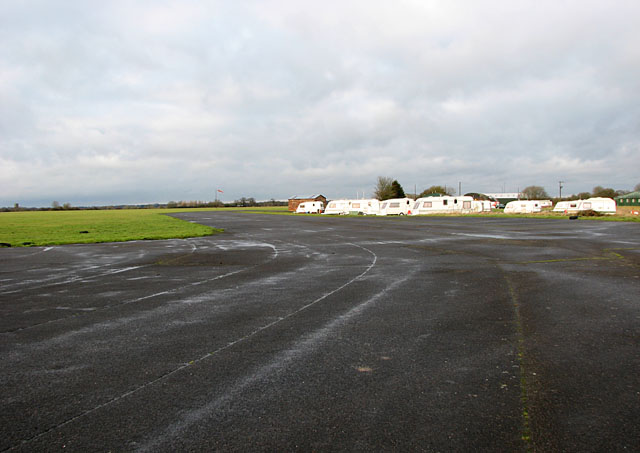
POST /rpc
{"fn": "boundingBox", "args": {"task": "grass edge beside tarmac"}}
[0,208,224,247]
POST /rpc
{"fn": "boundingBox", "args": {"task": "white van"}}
[377,198,414,216]
[295,201,324,214]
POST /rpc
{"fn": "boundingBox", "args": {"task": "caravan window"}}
[463,201,471,209]
[423,201,432,208]
[584,202,591,209]
[381,203,387,209]
[389,202,400,208]
[328,203,335,208]
[443,199,448,205]
[352,203,360,208]
[413,202,420,209]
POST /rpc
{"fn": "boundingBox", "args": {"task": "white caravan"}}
[504,200,543,214]
[553,197,616,214]
[347,199,380,215]
[295,201,324,214]
[324,199,350,215]
[410,196,485,215]
[377,198,414,216]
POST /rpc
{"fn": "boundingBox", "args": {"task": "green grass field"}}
[0,209,223,247]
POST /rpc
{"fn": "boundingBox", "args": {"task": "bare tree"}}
[373,176,394,200]
[592,186,616,198]
[419,185,455,197]
[521,186,549,199]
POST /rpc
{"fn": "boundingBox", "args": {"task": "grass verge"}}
[0,209,222,247]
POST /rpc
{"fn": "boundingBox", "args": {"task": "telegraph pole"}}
[558,181,564,199]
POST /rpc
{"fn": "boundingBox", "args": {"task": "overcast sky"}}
[1,0,639,207]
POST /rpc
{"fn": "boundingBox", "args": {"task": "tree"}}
[390,180,405,198]
[419,185,455,197]
[634,183,640,192]
[592,186,616,198]
[374,176,394,200]
[521,185,549,199]
[576,192,591,200]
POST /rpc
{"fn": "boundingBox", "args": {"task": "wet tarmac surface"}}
[1,212,639,452]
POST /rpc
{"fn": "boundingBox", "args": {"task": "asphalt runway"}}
[1,212,639,452]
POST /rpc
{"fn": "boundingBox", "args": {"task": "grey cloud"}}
[1,0,639,206]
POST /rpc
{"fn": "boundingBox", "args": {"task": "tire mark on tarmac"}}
[4,243,377,452]
[0,264,150,296]
[1,241,280,334]
[0,244,155,295]
[138,251,416,452]
[0,240,202,294]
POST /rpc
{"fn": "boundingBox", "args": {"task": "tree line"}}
[520,184,640,201]
[373,177,640,202]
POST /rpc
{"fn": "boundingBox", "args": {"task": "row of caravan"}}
[308,196,496,216]
[297,196,618,215]
[502,197,616,214]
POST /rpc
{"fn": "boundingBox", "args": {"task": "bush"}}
[579,209,604,217]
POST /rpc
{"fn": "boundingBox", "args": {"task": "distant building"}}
[288,195,327,212]
[484,192,523,204]
[615,191,640,206]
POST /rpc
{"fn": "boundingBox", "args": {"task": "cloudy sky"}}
[1,0,639,207]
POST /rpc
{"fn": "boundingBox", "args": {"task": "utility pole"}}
[458,182,461,196]
[559,181,564,199]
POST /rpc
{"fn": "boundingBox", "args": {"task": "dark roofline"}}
[615,191,640,199]
[288,194,326,200]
